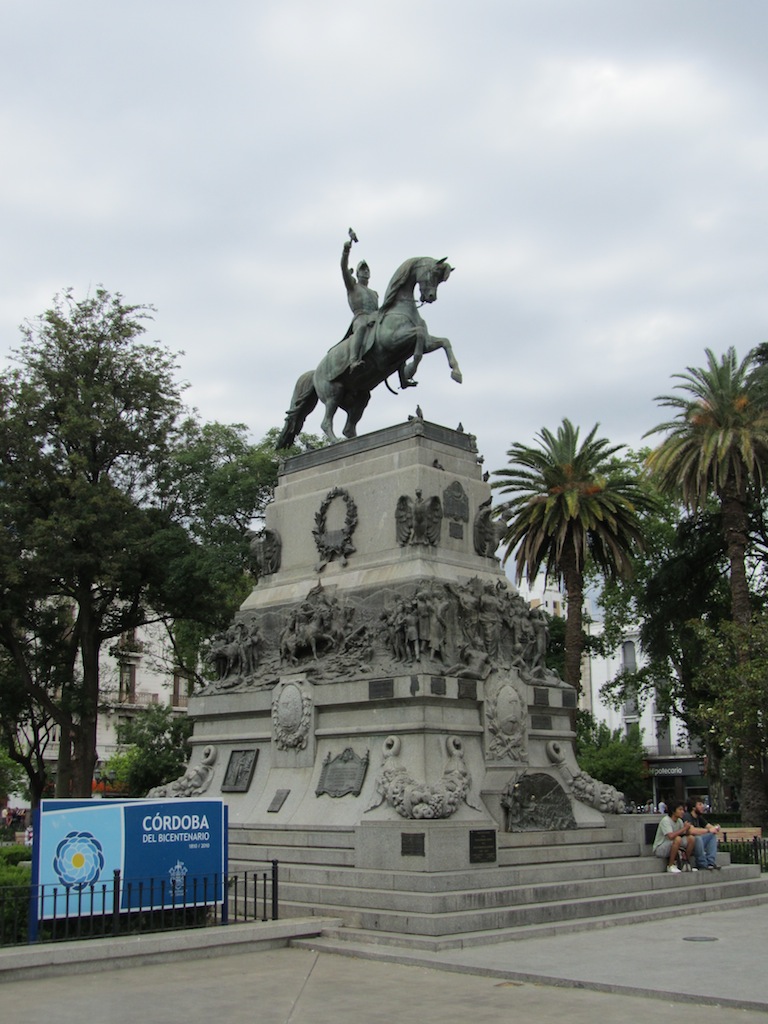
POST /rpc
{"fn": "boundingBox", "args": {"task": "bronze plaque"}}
[530,714,553,730]
[315,748,369,798]
[449,521,464,540]
[562,689,577,708]
[469,829,497,864]
[430,676,446,695]
[401,832,425,857]
[369,678,394,700]
[533,687,550,706]
[457,680,477,701]
[267,788,290,813]
[221,749,258,793]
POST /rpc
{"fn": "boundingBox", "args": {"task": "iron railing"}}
[0,862,278,948]
[720,836,768,871]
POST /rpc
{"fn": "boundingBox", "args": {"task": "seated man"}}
[652,801,697,873]
[684,798,721,870]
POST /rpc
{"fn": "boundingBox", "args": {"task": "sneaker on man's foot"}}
[667,864,682,873]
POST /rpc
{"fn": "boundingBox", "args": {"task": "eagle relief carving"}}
[395,490,442,547]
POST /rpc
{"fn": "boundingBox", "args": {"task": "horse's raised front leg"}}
[424,334,463,384]
[401,326,428,385]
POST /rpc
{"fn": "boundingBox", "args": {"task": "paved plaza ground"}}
[2,903,766,1022]
[2,944,766,1024]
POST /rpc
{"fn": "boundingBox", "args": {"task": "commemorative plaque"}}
[221,749,258,793]
[469,829,497,864]
[315,747,369,798]
[369,678,394,700]
[457,680,477,701]
[401,832,426,857]
[267,788,291,813]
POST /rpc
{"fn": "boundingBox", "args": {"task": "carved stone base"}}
[356,819,498,872]
[183,422,619,845]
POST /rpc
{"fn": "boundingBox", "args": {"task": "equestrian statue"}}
[275,232,462,448]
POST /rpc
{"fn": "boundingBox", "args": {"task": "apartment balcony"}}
[114,689,160,708]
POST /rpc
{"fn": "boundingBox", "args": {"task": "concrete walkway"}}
[298,903,768,1013]
[2,905,766,1022]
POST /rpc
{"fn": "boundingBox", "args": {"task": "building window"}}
[621,641,637,673]
[119,662,136,703]
[656,718,672,755]
[171,671,189,708]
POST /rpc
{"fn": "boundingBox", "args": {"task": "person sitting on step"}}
[683,797,722,870]
[652,801,698,873]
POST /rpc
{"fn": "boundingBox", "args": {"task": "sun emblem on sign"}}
[53,831,105,889]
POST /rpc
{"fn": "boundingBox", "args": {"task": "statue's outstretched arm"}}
[341,240,355,292]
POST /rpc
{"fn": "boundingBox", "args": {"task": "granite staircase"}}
[229,821,768,950]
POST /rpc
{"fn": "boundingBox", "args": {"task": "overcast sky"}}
[2,1,767,479]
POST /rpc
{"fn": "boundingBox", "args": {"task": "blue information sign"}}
[32,799,227,925]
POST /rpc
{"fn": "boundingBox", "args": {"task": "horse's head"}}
[417,257,453,304]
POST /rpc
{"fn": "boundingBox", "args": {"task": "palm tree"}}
[646,347,768,626]
[646,346,768,823]
[492,419,649,691]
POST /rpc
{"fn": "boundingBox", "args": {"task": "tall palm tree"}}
[492,419,649,691]
[646,346,768,823]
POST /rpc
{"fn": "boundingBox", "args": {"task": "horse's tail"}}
[275,370,318,449]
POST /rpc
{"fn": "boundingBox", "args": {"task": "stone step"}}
[496,827,625,848]
[229,842,357,867]
[273,863,762,916]
[229,824,624,851]
[229,827,639,872]
[230,838,642,872]
[277,869,768,936]
[234,853,686,893]
[229,826,356,849]
[497,839,640,866]
[290,887,768,952]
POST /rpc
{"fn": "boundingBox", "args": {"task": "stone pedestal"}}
[178,421,621,862]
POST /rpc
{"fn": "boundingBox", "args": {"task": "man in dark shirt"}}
[684,798,721,869]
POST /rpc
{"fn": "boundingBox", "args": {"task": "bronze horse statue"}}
[276,256,462,448]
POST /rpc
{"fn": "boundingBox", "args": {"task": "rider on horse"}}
[340,237,379,372]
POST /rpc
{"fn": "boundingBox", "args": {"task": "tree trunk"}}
[55,733,74,797]
[739,724,768,826]
[561,548,584,692]
[720,487,751,627]
[70,617,101,798]
[704,738,726,814]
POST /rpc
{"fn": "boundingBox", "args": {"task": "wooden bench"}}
[719,827,762,842]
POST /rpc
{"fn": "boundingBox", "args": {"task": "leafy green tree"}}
[106,705,192,796]
[492,419,651,690]
[0,747,27,804]
[0,645,57,806]
[543,610,607,681]
[598,483,731,809]
[689,615,768,819]
[0,289,281,798]
[646,347,768,824]
[575,711,649,805]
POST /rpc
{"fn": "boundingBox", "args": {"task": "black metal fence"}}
[720,837,768,871]
[0,862,278,948]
